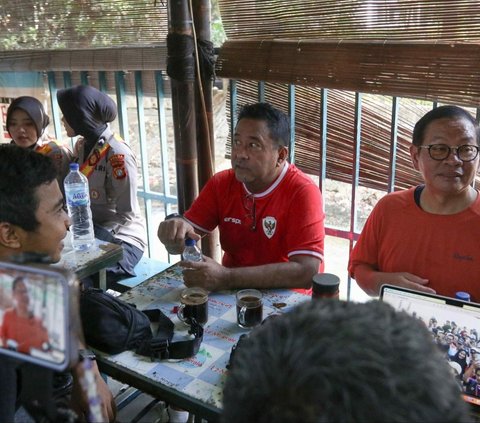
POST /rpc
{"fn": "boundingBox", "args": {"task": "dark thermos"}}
[312,273,340,300]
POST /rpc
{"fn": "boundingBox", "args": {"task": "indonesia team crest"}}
[262,217,276,238]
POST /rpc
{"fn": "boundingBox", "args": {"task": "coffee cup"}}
[236,289,263,328]
[177,287,209,326]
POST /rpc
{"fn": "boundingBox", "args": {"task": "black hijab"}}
[6,96,50,140]
[57,85,117,152]
[452,349,469,374]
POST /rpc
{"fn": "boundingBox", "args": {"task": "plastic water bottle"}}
[64,163,95,251]
[182,238,203,262]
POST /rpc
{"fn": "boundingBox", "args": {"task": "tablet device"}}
[380,284,480,411]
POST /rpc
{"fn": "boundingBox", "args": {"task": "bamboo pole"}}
[168,0,198,213]
[192,0,219,260]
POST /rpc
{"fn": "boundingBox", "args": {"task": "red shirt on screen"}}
[0,309,49,354]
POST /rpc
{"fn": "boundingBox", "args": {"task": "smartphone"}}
[0,261,80,372]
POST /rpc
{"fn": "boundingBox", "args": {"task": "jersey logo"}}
[262,217,276,239]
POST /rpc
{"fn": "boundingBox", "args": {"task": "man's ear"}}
[409,144,420,171]
[0,222,23,249]
[277,146,289,165]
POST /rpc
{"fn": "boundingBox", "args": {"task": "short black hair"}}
[223,300,469,423]
[237,102,290,147]
[413,105,480,146]
[12,276,26,291]
[0,144,57,231]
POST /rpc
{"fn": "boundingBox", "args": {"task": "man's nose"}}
[445,147,462,163]
[233,144,249,158]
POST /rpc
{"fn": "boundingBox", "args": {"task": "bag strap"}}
[135,309,204,360]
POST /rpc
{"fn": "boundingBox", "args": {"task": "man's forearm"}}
[222,260,316,290]
[352,264,383,296]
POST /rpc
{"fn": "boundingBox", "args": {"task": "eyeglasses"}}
[243,194,257,231]
[418,144,480,162]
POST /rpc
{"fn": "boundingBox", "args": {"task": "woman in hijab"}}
[452,348,469,376]
[57,85,146,286]
[6,96,72,192]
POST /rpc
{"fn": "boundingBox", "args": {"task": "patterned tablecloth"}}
[55,238,122,283]
[98,264,310,417]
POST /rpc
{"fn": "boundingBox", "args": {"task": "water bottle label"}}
[66,189,89,206]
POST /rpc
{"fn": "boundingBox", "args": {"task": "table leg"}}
[99,269,107,291]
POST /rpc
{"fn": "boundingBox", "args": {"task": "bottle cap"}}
[312,273,340,294]
[455,291,471,302]
[69,163,80,171]
[185,238,196,247]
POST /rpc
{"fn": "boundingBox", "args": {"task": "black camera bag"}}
[80,288,203,360]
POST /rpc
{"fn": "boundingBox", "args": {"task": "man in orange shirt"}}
[0,277,49,354]
[349,106,480,300]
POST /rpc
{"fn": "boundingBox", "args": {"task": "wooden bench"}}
[113,256,171,292]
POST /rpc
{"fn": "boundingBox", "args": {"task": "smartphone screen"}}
[0,261,76,371]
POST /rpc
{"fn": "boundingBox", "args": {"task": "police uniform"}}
[74,127,147,277]
[34,139,72,192]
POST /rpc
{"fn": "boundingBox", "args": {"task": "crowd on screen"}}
[427,317,480,396]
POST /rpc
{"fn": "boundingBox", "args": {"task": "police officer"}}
[57,85,146,285]
[6,96,72,194]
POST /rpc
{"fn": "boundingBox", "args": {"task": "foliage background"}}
[0,0,226,50]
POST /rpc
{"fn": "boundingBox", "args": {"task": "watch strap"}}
[165,213,182,220]
[78,348,96,361]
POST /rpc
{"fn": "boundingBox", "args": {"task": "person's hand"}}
[70,360,117,422]
[157,218,199,255]
[353,265,435,296]
[180,255,228,291]
[377,272,435,294]
[94,369,116,423]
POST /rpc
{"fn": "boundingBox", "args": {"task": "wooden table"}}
[95,264,310,421]
[55,238,123,290]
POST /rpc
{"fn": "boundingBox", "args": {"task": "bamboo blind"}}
[0,46,167,72]
[217,40,480,108]
[218,0,480,42]
[218,0,480,191]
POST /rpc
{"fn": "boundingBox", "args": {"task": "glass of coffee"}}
[177,287,209,326]
[236,289,263,329]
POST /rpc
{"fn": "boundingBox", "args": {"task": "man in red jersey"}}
[158,102,325,291]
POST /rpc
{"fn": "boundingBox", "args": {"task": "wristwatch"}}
[165,213,182,220]
[78,348,96,362]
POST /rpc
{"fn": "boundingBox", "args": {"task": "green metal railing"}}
[45,70,178,260]
[6,69,470,300]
